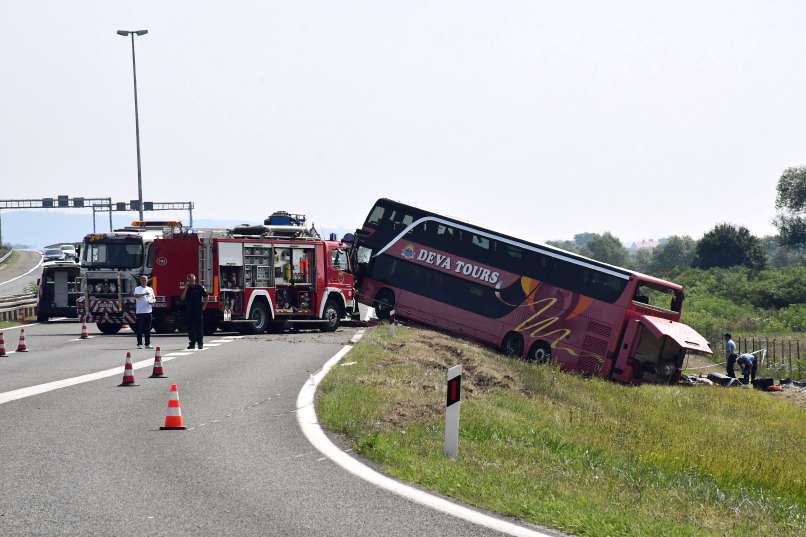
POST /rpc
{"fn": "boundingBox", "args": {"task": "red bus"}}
[351,198,711,385]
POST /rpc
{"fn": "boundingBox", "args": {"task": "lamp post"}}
[117,29,148,221]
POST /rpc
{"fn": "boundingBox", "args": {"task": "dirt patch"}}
[770,386,806,411]
[370,327,520,428]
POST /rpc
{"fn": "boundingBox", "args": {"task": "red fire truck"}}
[149,214,355,334]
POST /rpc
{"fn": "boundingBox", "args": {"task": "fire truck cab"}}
[77,221,181,334]
[150,213,355,334]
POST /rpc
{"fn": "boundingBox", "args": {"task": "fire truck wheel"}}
[374,289,395,320]
[501,332,524,358]
[527,341,553,364]
[97,323,123,335]
[320,300,341,332]
[246,302,270,334]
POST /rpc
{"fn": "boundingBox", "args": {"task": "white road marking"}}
[210,339,232,343]
[223,335,244,340]
[0,252,44,288]
[0,337,242,405]
[203,343,221,347]
[69,336,96,341]
[0,354,174,405]
[1,317,66,332]
[349,330,365,344]
[296,329,553,537]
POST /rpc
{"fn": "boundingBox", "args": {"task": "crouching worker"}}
[736,353,758,384]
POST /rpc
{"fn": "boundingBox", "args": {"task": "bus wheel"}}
[97,323,122,335]
[320,299,341,332]
[527,341,552,364]
[501,332,524,358]
[374,290,395,320]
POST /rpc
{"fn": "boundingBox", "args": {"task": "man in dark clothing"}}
[724,333,738,378]
[181,273,208,349]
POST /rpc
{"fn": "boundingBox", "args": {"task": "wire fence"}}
[704,330,804,380]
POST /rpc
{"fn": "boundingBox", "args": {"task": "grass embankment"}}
[317,325,806,537]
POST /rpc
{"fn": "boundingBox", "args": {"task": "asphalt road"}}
[0,321,511,537]
[0,249,43,296]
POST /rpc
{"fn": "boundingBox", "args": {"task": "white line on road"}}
[0,338,241,405]
[0,252,43,288]
[165,352,191,357]
[0,317,66,332]
[296,329,554,537]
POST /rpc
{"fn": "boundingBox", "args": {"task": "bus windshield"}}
[82,239,144,269]
[633,281,682,313]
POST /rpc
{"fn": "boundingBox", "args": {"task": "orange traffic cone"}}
[118,352,138,386]
[0,332,7,357]
[80,316,89,339]
[16,329,28,352]
[150,347,167,378]
[160,384,186,430]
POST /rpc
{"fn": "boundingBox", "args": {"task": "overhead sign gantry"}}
[0,196,194,245]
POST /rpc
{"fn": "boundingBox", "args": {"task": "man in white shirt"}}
[133,275,156,349]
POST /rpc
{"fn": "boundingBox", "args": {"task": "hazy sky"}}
[2,1,805,244]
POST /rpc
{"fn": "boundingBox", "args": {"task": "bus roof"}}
[373,198,681,289]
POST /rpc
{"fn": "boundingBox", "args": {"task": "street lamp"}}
[117,29,149,221]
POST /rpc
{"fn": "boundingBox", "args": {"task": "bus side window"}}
[471,234,490,250]
[367,205,386,226]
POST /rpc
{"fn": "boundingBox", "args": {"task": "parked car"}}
[43,248,67,262]
[60,244,78,260]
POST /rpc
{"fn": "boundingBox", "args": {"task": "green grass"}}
[318,325,806,537]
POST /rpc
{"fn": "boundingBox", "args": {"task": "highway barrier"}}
[0,247,13,265]
[0,293,37,323]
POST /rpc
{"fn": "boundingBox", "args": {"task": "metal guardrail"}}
[0,247,13,265]
[0,293,37,310]
[0,292,37,323]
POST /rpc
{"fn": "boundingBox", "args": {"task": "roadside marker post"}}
[17,307,25,324]
[389,309,397,337]
[444,364,462,459]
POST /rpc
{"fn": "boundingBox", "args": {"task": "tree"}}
[762,235,806,268]
[583,232,629,266]
[649,235,696,273]
[630,248,653,273]
[545,239,580,253]
[693,224,765,270]
[774,166,806,250]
